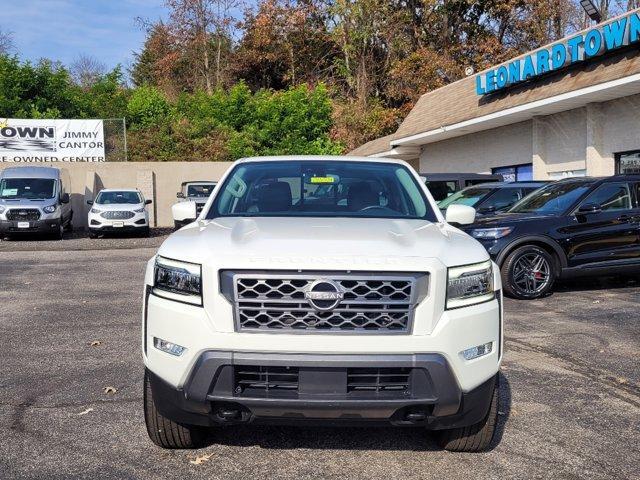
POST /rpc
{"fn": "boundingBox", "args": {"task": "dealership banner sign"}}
[476,10,640,95]
[0,119,105,162]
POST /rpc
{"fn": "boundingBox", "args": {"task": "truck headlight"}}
[0,206,5,214]
[471,227,512,239]
[153,256,202,305]
[447,260,494,309]
[43,205,56,214]
[134,207,145,213]
[90,207,102,214]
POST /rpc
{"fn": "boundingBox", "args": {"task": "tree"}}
[234,0,336,90]
[130,22,191,93]
[0,28,13,55]
[165,0,241,93]
[70,54,107,88]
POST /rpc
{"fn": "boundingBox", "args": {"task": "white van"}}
[0,166,73,239]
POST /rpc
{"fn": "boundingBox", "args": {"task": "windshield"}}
[438,186,494,208]
[0,178,56,200]
[95,191,142,204]
[187,184,215,197]
[207,161,437,221]
[508,182,593,214]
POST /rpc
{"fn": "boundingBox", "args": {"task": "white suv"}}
[142,156,502,452]
[87,189,151,238]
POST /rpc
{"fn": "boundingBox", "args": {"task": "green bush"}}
[126,86,171,129]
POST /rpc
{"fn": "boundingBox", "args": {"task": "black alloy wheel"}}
[502,245,556,299]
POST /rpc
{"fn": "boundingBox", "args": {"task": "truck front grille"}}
[221,271,428,334]
[235,366,299,396]
[101,210,135,219]
[347,368,411,393]
[7,209,41,221]
[231,364,417,399]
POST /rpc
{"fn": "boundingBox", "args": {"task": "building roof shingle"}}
[348,133,395,156]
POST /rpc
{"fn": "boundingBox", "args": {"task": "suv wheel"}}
[435,377,499,452]
[144,370,208,449]
[501,245,556,299]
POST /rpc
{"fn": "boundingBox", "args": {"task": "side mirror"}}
[86,200,94,205]
[60,193,70,204]
[171,201,197,223]
[176,192,185,199]
[445,204,476,225]
[577,203,601,214]
[145,199,152,205]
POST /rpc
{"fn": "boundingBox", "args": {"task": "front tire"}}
[501,245,556,299]
[144,370,207,449]
[435,378,499,452]
[54,223,64,240]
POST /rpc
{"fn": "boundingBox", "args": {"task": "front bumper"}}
[0,218,61,234]
[88,213,148,232]
[147,352,497,429]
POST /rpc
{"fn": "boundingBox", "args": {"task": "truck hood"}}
[157,217,489,268]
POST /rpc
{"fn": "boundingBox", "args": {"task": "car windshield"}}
[0,178,56,200]
[95,191,142,204]
[508,182,593,214]
[207,161,437,221]
[187,184,215,197]
[438,186,494,208]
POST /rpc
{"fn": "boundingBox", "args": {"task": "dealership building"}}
[351,9,640,181]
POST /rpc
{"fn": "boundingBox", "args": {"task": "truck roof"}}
[0,166,62,179]
[181,181,216,186]
[236,155,410,166]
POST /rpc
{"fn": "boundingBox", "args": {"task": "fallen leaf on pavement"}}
[190,454,213,465]
[77,408,94,416]
[90,341,102,347]
[103,386,117,394]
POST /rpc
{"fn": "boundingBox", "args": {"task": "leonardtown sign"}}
[476,10,640,95]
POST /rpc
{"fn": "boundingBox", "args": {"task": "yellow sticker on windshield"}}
[309,176,335,184]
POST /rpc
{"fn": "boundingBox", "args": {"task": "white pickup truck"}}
[143,156,502,452]
[171,181,216,230]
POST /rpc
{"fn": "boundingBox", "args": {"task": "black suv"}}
[464,176,640,299]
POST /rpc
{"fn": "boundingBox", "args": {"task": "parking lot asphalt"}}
[0,237,638,480]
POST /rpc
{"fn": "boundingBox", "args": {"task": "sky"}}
[0,0,168,69]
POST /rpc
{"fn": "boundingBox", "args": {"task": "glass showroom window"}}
[616,151,640,174]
